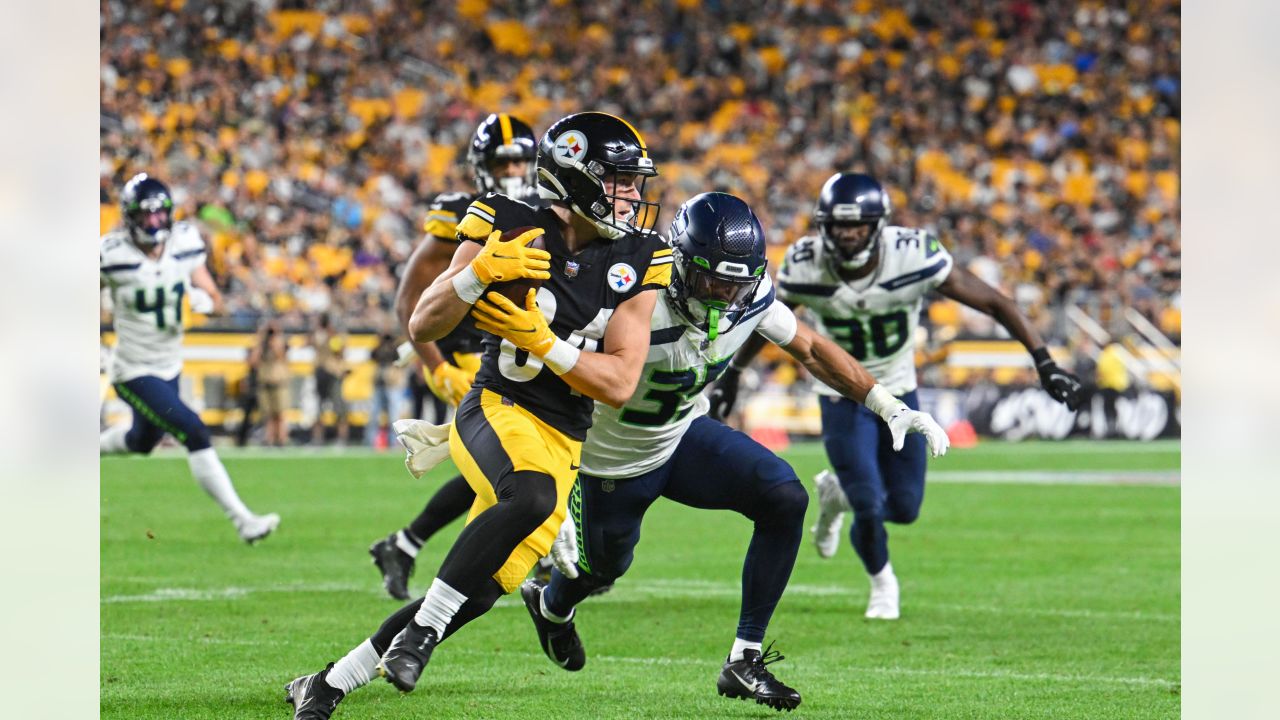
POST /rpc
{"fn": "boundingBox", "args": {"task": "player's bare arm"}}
[409,241,484,342]
[559,288,658,408]
[935,264,1045,351]
[778,322,876,404]
[396,236,456,370]
[936,262,1083,409]
[190,264,225,314]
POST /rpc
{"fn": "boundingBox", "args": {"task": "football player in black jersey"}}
[367,112,538,601]
[283,112,672,717]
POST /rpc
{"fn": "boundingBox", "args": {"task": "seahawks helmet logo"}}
[553,131,588,167]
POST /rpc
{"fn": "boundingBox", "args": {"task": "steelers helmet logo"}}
[553,131,588,167]
[607,263,637,293]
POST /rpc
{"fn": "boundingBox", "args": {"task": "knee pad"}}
[846,482,885,518]
[757,481,809,527]
[885,496,922,525]
[183,423,212,452]
[494,471,559,535]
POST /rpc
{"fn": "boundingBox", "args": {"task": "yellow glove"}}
[471,289,557,357]
[425,362,474,406]
[469,228,552,285]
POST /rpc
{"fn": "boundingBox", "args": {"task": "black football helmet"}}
[120,173,174,248]
[668,192,767,341]
[536,112,659,239]
[812,172,892,270]
[467,112,537,198]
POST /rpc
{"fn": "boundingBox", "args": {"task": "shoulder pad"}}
[424,191,473,240]
[633,233,674,290]
[170,222,207,254]
[455,192,543,241]
[784,235,822,266]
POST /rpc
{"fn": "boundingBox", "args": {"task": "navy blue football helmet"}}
[120,173,174,247]
[467,112,537,198]
[536,112,659,239]
[813,172,892,270]
[668,192,767,340]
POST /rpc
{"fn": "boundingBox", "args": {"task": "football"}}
[485,226,547,306]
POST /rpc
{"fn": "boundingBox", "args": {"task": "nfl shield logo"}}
[565,260,580,278]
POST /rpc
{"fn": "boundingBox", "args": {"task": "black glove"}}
[706,367,742,421]
[1032,347,1083,411]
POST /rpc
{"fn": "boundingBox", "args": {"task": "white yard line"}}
[101,632,1176,688]
[121,439,1180,462]
[927,470,1179,486]
[102,578,1177,623]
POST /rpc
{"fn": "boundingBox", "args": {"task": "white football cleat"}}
[811,470,849,559]
[237,512,280,544]
[865,563,900,620]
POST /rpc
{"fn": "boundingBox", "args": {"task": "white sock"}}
[187,448,253,524]
[729,637,761,663]
[326,639,379,694]
[412,578,468,637]
[395,529,420,558]
[100,424,130,454]
[871,561,896,585]
[539,590,574,624]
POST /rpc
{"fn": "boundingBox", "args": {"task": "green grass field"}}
[102,439,1180,719]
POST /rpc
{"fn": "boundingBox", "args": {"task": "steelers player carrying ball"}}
[282,111,672,718]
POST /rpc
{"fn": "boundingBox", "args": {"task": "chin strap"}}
[706,306,721,342]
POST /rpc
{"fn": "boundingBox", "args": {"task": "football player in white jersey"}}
[99,173,279,543]
[711,172,1082,620]
[519,193,949,712]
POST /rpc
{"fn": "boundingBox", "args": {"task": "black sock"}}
[440,577,505,641]
[737,482,808,642]
[370,598,426,655]
[406,475,475,546]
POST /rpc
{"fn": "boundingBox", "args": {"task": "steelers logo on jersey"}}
[553,131,589,167]
[607,263,637,293]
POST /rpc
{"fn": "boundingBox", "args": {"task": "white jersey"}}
[582,273,798,479]
[100,222,208,383]
[776,226,953,396]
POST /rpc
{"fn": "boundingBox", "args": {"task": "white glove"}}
[189,288,215,314]
[394,341,417,368]
[550,515,580,579]
[864,385,950,458]
[392,419,453,478]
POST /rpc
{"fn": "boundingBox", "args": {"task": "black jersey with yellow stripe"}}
[421,190,487,360]
[459,192,673,441]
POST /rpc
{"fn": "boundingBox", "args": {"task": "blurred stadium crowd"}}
[100,0,1179,398]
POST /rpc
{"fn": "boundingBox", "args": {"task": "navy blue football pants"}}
[542,415,809,643]
[113,374,212,453]
[819,390,928,575]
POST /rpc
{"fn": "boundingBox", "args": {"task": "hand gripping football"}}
[486,226,547,305]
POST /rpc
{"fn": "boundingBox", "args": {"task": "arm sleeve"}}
[922,232,955,291]
[755,300,799,347]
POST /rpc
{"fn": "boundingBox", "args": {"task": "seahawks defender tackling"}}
[100,173,279,543]
[369,112,539,601]
[283,112,670,719]
[522,193,949,712]
[713,172,1081,620]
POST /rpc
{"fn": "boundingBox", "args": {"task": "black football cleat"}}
[716,643,802,712]
[284,663,345,719]
[376,623,438,693]
[368,534,415,601]
[520,579,585,671]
